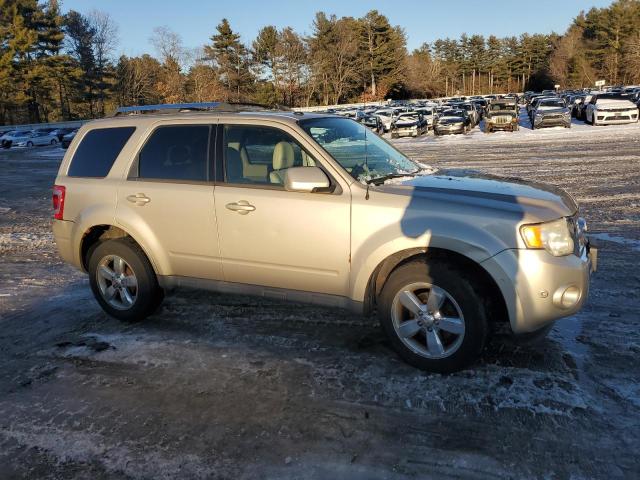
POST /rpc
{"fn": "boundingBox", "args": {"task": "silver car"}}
[52,103,595,373]
[12,130,60,147]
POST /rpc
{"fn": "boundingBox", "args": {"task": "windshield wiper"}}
[366,172,418,186]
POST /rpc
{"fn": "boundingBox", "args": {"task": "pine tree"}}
[204,19,254,102]
[357,10,406,99]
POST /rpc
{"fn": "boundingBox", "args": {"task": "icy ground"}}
[0,116,639,479]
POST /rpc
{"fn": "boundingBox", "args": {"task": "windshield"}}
[300,117,419,183]
[539,100,565,108]
[490,103,514,111]
[597,94,627,100]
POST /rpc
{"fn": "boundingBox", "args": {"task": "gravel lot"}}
[1,114,639,479]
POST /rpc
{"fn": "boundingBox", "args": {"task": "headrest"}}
[272,141,295,171]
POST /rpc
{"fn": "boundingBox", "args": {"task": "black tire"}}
[50,138,57,144]
[88,238,163,322]
[27,141,33,147]
[378,259,488,373]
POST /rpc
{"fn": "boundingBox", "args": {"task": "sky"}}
[60,0,616,57]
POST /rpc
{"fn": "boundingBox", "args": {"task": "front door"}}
[213,124,350,296]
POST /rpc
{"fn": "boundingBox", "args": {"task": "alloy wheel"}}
[96,255,138,310]
[391,282,465,359]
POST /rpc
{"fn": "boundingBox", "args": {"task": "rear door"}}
[116,123,223,280]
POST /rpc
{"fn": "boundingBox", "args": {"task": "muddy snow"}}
[0,114,639,479]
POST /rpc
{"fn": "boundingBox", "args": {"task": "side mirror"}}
[284,166,331,193]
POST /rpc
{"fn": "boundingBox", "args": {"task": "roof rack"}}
[113,102,288,116]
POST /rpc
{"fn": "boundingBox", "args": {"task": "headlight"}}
[520,218,574,256]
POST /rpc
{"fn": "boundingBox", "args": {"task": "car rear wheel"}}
[378,259,488,373]
[88,238,163,322]
[26,141,33,147]
[50,139,57,144]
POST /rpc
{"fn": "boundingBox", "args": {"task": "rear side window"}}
[136,126,210,182]
[68,127,135,177]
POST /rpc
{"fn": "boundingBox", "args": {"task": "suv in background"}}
[484,99,519,132]
[585,94,639,126]
[52,102,595,373]
[532,98,572,129]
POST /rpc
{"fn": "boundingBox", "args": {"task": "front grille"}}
[492,115,512,124]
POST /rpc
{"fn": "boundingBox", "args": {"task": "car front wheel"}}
[88,238,163,322]
[378,259,488,373]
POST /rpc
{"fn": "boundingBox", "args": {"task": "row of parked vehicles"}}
[524,86,640,128]
[3,85,638,149]
[319,84,639,137]
[325,94,514,137]
[0,126,78,149]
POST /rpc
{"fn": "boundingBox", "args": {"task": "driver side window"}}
[222,125,316,186]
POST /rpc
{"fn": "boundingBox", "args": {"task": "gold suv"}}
[52,103,595,372]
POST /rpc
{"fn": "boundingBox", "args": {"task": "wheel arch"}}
[363,247,509,328]
[79,224,160,275]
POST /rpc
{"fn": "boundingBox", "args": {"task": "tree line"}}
[1,0,640,125]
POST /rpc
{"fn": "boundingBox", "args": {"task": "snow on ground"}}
[0,121,639,479]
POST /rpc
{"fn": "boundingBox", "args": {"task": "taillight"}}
[53,185,66,220]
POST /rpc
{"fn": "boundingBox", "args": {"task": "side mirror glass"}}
[284,166,331,193]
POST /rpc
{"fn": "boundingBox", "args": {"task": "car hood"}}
[394,118,420,127]
[596,99,637,108]
[378,171,577,220]
[536,106,567,113]
[437,116,464,123]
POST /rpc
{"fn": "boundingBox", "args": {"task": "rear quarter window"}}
[68,127,135,177]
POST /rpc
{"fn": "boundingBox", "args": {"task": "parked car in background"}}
[360,114,384,135]
[460,103,481,126]
[374,109,396,132]
[433,109,470,135]
[584,94,639,126]
[390,112,428,138]
[50,127,76,142]
[484,99,519,132]
[1,129,31,148]
[414,106,438,129]
[532,98,571,129]
[60,129,78,149]
[11,129,60,147]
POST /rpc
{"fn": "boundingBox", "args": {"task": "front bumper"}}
[393,127,419,137]
[594,111,638,124]
[488,121,518,130]
[435,124,464,134]
[534,116,571,128]
[481,246,594,334]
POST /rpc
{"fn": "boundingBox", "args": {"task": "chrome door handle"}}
[225,200,255,215]
[126,193,151,206]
